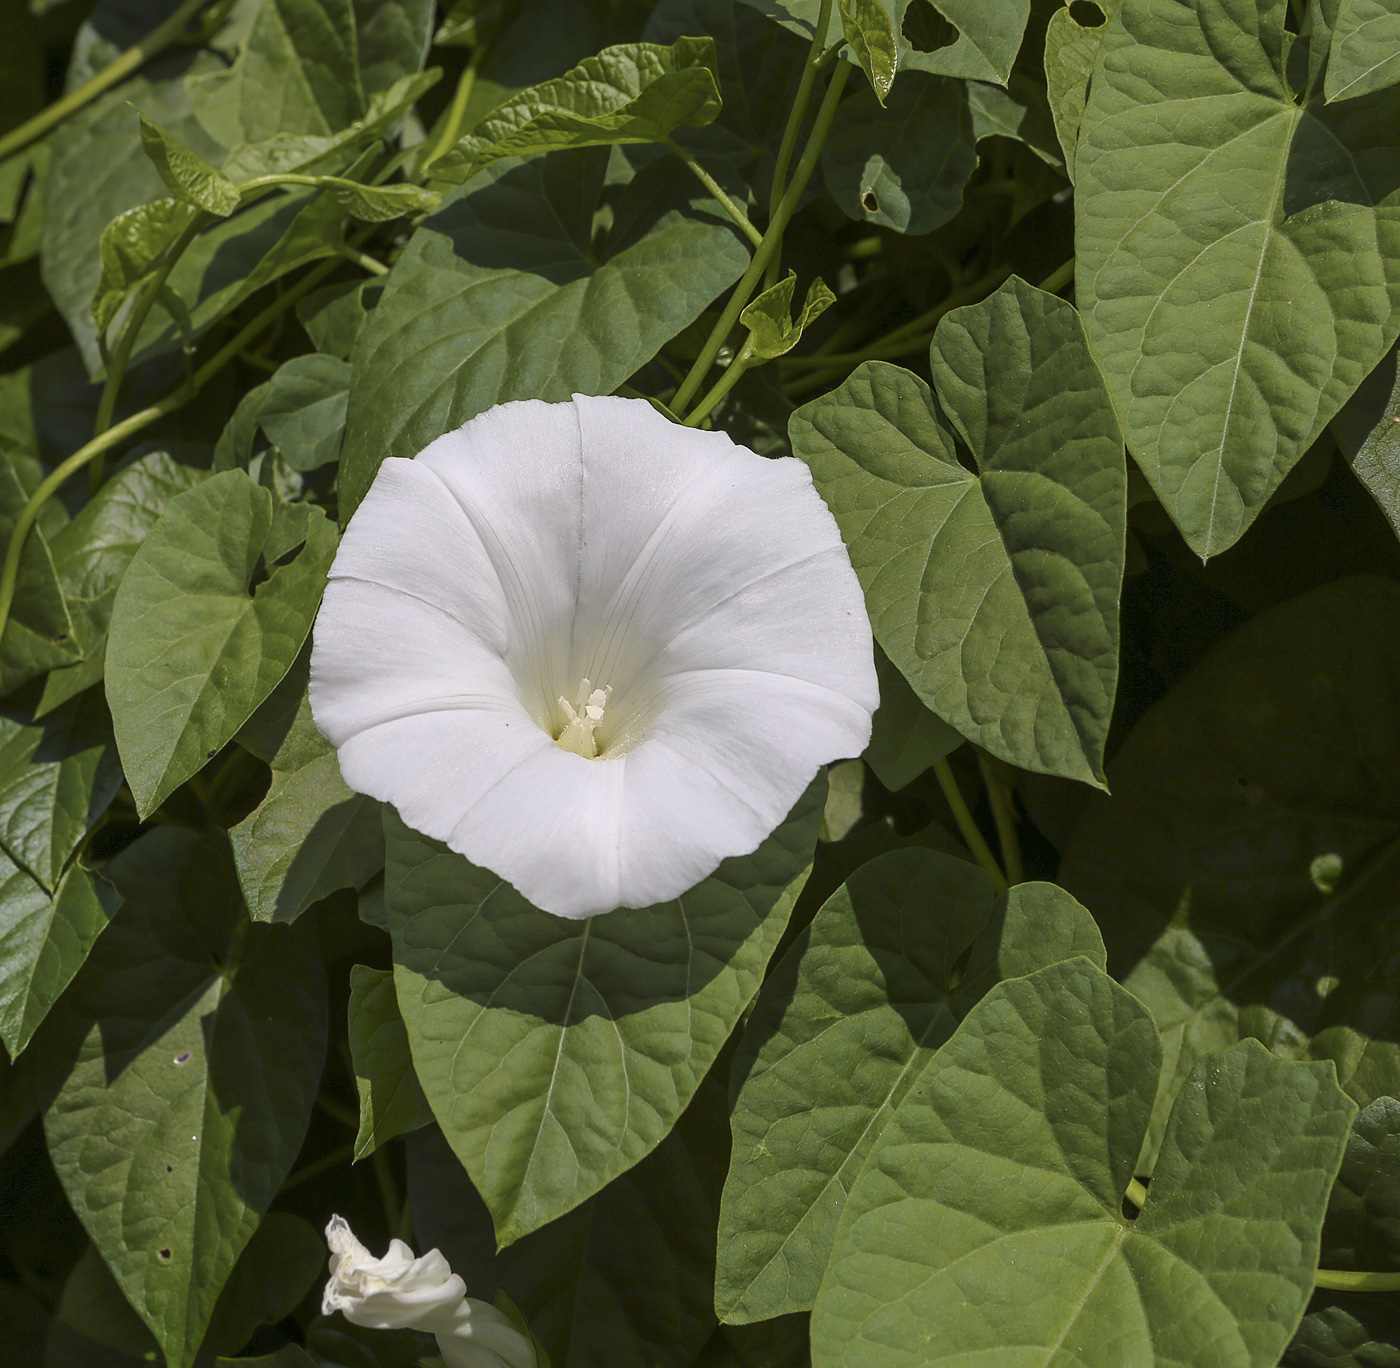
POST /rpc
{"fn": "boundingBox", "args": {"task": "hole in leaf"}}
[1068,0,1105,25]
[165,1165,173,1173]
[861,188,880,214]
[50,633,69,644]
[174,1051,191,1065]
[157,1247,173,1262]
[901,1,957,54]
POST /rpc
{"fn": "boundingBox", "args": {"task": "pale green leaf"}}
[340,146,749,518]
[741,272,835,359]
[327,178,441,221]
[838,0,898,102]
[1327,0,1400,102]
[821,72,976,234]
[863,644,960,791]
[717,850,1103,1321]
[1076,0,1400,556]
[387,778,822,1244]
[348,965,432,1160]
[1043,0,1118,173]
[44,827,326,1368]
[431,38,722,184]
[1059,576,1400,1170]
[811,960,1356,1368]
[106,471,337,818]
[820,758,865,842]
[791,276,1125,786]
[352,0,435,97]
[137,113,241,216]
[187,0,367,149]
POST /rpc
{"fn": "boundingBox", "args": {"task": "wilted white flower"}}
[311,395,876,918]
[322,1215,535,1368]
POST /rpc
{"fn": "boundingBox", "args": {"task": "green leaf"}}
[740,272,835,359]
[431,38,722,184]
[201,1213,325,1357]
[137,114,241,216]
[0,861,116,1058]
[39,446,210,718]
[1076,0,1400,557]
[0,451,79,696]
[187,0,367,149]
[737,0,1032,84]
[296,279,377,360]
[340,145,749,519]
[1321,1097,1400,1273]
[1286,1296,1400,1367]
[838,0,898,102]
[821,72,976,234]
[1327,0,1400,102]
[810,960,1356,1368]
[326,178,441,221]
[1059,576,1400,1168]
[230,673,383,924]
[106,471,337,818]
[407,1066,730,1368]
[1042,0,1118,174]
[1331,342,1400,540]
[386,777,822,1245]
[348,965,432,1160]
[791,276,1125,786]
[820,758,865,843]
[716,849,1103,1321]
[0,696,119,892]
[90,198,198,335]
[43,827,326,1368]
[863,644,960,791]
[249,355,352,473]
[352,0,435,96]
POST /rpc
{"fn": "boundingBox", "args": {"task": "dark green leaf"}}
[791,276,1125,786]
[386,778,822,1244]
[1322,1097,1400,1273]
[348,965,432,1160]
[1076,0,1400,557]
[252,355,352,473]
[408,1066,730,1368]
[811,960,1355,1368]
[1332,342,1400,539]
[717,849,1103,1320]
[201,1213,325,1357]
[821,72,975,234]
[138,114,241,216]
[1286,1295,1400,1367]
[43,828,326,1368]
[296,279,377,361]
[353,0,435,96]
[1059,576,1400,1167]
[340,146,749,518]
[187,0,367,149]
[863,645,960,791]
[430,38,723,184]
[106,471,337,818]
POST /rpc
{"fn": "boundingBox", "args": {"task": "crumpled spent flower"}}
[322,1215,535,1368]
[310,394,877,918]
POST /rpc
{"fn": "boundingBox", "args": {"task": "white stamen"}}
[555,678,612,758]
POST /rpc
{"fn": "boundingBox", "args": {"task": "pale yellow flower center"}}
[554,678,612,758]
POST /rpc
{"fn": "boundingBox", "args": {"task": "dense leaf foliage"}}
[1,0,1399,1365]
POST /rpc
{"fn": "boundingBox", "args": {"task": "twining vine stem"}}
[933,758,1008,893]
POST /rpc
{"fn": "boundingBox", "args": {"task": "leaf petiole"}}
[933,758,1008,893]
[663,138,763,248]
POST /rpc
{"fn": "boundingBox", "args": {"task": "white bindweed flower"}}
[322,1215,535,1368]
[310,394,877,918]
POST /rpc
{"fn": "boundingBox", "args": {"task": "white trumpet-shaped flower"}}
[322,1215,535,1368]
[310,394,876,918]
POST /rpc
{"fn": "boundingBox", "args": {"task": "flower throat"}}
[554,678,612,758]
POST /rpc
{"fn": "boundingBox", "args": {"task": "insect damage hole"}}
[861,188,880,214]
[157,1247,173,1262]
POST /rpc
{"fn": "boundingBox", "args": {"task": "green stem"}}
[0,252,345,651]
[0,0,212,164]
[418,58,479,173]
[683,339,756,427]
[977,751,1024,886]
[1314,1269,1400,1292]
[336,242,389,276]
[1125,1177,1148,1210]
[371,1143,401,1233]
[672,57,850,417]
[765,0,835,287]
[282,1142,356,1192]
[316,1093,360,1129]
[90,210,209,494]
[1038,257,1076,296]
[664,139,763,248]
[933,758,1008,893]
